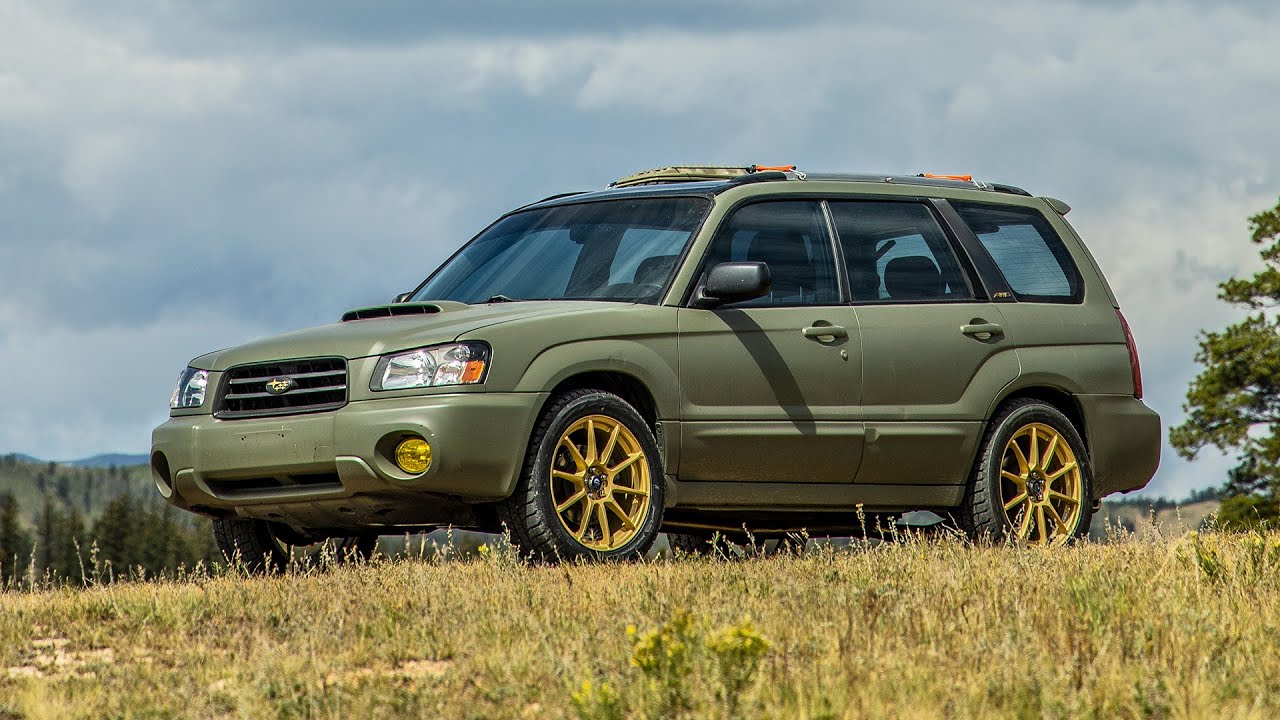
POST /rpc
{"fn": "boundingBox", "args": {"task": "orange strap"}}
[751,165,796,172]
[921,173,973,182]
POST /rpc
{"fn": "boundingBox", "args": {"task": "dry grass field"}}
[1,530,1278,719]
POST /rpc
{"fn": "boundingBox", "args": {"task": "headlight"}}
[370,342,490,391]
[170,368,209,409]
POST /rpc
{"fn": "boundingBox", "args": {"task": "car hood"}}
[191,300,614,371]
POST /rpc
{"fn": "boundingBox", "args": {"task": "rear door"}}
[677,200,864,483]
[946,200,1125,388]
[828,199,1020,486]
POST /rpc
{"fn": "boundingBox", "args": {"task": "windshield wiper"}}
[483,294,518,304]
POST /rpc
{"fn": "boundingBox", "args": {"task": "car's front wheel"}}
[959,399,1093,545]
[212,517,378,573]
[499,389,664,562]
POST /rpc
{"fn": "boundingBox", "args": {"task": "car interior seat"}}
[633,254,679,287]
[883,256,945,300]
[746,231,817,303]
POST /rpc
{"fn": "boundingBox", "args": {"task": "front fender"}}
[512,338,681,420]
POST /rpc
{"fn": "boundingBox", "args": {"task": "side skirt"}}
[668,480,964,512]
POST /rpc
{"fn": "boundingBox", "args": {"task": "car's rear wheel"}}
[212,517,378,573]
[959,399,1092,545]
[499,389,664,562]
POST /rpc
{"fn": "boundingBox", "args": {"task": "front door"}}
[827,199,1019,486]
[677,200,864,483]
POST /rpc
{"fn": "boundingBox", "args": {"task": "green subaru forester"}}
[151,165,1160,566]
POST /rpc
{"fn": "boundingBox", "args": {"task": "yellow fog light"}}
[394,438,433,474]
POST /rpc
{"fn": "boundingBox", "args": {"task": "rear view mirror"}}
[391,292,413,304]
[695,262,771,308]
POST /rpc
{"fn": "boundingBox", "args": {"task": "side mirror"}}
[391,292,413,304]
[695,262,771,308]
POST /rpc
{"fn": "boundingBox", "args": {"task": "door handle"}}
[961,322,1005,338]
[802,325,848,340]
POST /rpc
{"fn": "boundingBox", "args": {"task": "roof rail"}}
[991,183,1032,197]
[514,191,588,211]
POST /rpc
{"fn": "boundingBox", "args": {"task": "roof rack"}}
[605,165,1035,197]
[610,165,800,188]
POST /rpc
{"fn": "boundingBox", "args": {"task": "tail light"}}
[1116,309,1143,399]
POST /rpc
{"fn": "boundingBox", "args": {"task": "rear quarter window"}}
[952,201,1082,303]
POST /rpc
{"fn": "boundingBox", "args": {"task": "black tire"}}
[958,399,1093,545]
[497,389,665,562]
[213,517,378,573]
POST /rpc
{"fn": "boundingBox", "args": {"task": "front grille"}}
[215,357,348,419]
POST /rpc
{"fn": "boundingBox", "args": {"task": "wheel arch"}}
[987,384,1087,453]
[543,370,659,429]
[513,338,679,423]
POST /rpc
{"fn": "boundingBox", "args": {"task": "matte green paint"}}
[151,174,1160,533]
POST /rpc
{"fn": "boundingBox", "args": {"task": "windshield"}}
[412,197,711,304]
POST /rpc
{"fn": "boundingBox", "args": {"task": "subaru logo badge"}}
[265,377,296,395]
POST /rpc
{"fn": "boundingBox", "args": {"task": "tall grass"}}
[2,531,1279,718]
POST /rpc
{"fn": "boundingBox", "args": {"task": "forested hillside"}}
[0,455,218,585]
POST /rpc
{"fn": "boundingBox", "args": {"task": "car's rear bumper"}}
[1078,394,1161,497]
[150,392,547,526]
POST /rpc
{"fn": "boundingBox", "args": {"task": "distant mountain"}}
[0,454,156,527]
[1,453,148,468]
[64,454,149,468]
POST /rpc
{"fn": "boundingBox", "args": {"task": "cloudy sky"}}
[0,0,1275,496]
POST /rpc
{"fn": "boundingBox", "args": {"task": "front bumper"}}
[151,392,547,526]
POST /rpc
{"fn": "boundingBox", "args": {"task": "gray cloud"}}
[1,1,1278,497]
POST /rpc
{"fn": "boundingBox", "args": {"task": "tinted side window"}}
[702,201,839,307]
[952,201,1081,302]
[828,201,972,303]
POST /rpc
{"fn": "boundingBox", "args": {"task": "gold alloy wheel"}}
[549,414,651,552]
[999,423,1083,546]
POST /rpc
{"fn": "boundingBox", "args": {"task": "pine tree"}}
[1172,196,1280,523]
[61,506,89,583]
[0,494,32,583]
[92,494,136,575]
[36,493,65,576]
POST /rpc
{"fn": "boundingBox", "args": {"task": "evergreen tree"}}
[36,493,65,575]
[1214,458,1280,528]
[1172,196,1280,523]
[92,494,137,574]
[60,506,89,583]
[0,494,32,583]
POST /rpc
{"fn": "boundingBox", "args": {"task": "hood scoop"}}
[341,302,449,322]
